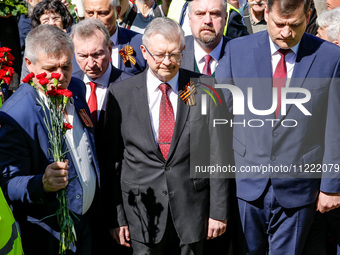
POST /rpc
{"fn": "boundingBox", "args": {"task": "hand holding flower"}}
[42,160,69,192]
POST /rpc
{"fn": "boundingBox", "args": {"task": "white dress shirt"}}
[84,64,112,121]
[194,38,223,74]
[146,69,179,144]
[110,27,119,69]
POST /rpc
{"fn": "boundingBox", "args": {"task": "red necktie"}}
[88,81,97,125]
[158,83,175,160]
[202,55,212,76]
[273,49,290,118]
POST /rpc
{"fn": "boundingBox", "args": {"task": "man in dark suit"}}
[215,0,340,254]
[181,0,231,77]
[74,0,146,75]
[0,25,100,255]
[71,18,133,255]
[103,17,231,255]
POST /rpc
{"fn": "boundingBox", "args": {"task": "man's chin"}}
[199,34,217,45]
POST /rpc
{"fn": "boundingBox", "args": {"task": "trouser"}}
[131,213,203,255]
[237,184,315,255]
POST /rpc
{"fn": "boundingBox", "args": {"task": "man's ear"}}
[25,57,34,73]
[116,5,122,19]
[306,8,312,25]
[264,5,269,22]
[140,45,147,61]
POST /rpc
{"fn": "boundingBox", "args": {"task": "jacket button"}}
[273,133,278,138]
[163,191,168,196]
[165,166,170,171]
[75,194,81,199]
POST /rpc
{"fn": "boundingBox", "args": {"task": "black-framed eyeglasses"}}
[143,45,183,63]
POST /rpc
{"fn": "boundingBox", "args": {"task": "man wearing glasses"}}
[103,17,231,255]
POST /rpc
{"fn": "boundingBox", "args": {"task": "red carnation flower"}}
[2,76,11,85]
[28,72,35,79]
[6,53,14,61]
[63,123,73,130]
[51,73,61,79]
[39,78,49,86]
[22,75,31,84]
[1,47,11,53]
[36,72,47,80]
[6,66,14,76]
[47,88,57,97]
[63,89,73,98]
[22,72,35,83]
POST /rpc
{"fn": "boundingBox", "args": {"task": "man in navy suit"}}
[215,0,340,254]
[74,0,146,75]
[181,0,231,77]
[0,25,100,255]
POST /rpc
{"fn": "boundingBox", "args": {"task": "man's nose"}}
[203,13,213,24]
[281,26,292,38]
[88,56,96,67]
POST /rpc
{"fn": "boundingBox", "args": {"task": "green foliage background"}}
[0,0,27,17]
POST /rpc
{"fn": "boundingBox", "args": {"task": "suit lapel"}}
[133,70,165,160]
[274,33,316,124]
[282,34,316,115]
[218,36,230,61]
[182,36,195,71]
[168,69,190,159]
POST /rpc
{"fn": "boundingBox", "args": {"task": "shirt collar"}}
[194,37,223,63]
[147,68,179,95]
[84,64,112,88]
[269,35,300,56]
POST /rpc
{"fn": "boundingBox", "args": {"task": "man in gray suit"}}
[181,0,231,77]
[103,17,231,255]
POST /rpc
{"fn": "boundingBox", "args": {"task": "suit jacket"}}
[103,68,232,245]
[72,27,146,77]
[0,78,100,252]
[215,31,340,208]
[181,35,231,72]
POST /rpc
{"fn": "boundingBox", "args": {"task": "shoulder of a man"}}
[0,83,36,115]
[117,26,142,45]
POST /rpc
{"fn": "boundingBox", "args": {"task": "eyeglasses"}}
[143,45,183,63]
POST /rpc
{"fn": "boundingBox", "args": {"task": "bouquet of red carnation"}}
[23,72,77,255]
[0,47,15,107]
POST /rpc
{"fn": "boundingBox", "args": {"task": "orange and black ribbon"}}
[119,45,136,65]
[79,109,94,128]
[180,82,197,106]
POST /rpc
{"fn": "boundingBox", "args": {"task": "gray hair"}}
[188,0,227,15]
[70,19,111,47]
[143,17,185,49]
[25,24,74,64]
[83,0,119,8]
[316,8,340,42]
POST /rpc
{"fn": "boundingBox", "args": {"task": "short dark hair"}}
[267,0,311,16]
[31,0,74,29]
